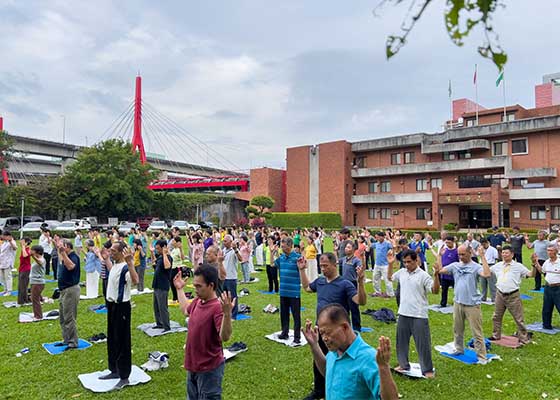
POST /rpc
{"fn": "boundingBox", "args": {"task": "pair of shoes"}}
[45,310,59,317]
[141,351,169,371]
[227,342,248,352]
[488,336,500,341]
[277,333,289,340]
[54,342,69,347]
[263,304,278,313]
[99,372,119,380]
[89,333,108,343]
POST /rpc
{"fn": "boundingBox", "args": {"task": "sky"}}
[0,0,558,173]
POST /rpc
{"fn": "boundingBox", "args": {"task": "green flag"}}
[496,70,504,87]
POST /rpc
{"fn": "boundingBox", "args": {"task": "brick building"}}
[285,74,560,230]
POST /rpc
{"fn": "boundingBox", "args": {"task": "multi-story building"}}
[285,74,560,230]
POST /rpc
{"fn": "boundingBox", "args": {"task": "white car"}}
[118,222,139,234]
[171,220,189,231]
[55,220,91,232]
[21,222,44,232]
[148,220,167,231]
[44,220,61,229]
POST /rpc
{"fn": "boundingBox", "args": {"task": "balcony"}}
[352,156,508,178]
[352,193,433,204]
[421,139,490,154]
[510,188,560,200]
[505,167,557,179]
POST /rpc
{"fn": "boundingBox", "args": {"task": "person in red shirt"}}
[174,264,235,400]
[17,238,32,305]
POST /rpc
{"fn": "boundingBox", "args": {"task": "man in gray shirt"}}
[436,245,491,363]
[526,230,549,291]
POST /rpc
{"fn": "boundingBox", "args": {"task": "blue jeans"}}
[223,279,238,319]
[187,361,225,400]
[241,262,250,283]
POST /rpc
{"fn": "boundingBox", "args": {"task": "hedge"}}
[268,213,342,229]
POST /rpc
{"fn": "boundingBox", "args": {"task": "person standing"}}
[255,227,264,266]
[222,235,242,319]
[205,245,227,296]
[133,239,147,293]
[339,242,363,331]
[74,230,83,258]
[275,237,302,343]
[534,243,560,330]
[174,264,234,400]
[438,236,459,307]
[392,250,439,377]
[372,232,394,297]
[507,226,525,263]
[39,228,53,276]
[98,241,138,389]
[409,232,429,271]
[84,239,102,299]
[0,231,17,296]
[304,236,319,283]
[526,230,549,291]
[238,236,252,284]
[487,227,507,255]
[485,245,534,345]
[29,245,46,321]
[313,231,323,274]
[336,228,352,265]
[479,239,499,303]
[265,237,279,293]
[152,240,172,331]
[17,238,32,305]
[299,252,367,400]
[436,245,491,363]
[56,239,81,349]
[169,237,184,304]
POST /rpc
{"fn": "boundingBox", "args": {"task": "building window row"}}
[391,151,415,165]
[416,208,431,220]
[530,206,546,220]
[368,181,391,193]
[367,178,443,193]
[368,208,392,219]
[492,138,528,156]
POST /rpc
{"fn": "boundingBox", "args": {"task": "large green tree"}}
[246,196,274,223]
[59,139,157,218]
[378,0,507,70]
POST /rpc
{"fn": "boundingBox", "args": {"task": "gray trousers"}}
[396,315,433,374]
[153,288,170,331]
[480,271,497,301]
[136,265,145,292]
[187,362,225,400]
[59,285,80,347]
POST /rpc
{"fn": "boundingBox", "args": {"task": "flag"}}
[496,69,504,87]
[448,79,452,98]
[473,64,477,85]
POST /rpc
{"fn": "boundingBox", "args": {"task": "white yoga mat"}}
[265,330,307,348]
[224,347,248,361]
[393,363,434,379]
[4,301,19,308]
[78,365,151,393]
[137,321,187,337]
[428,305,453,314]
[131,288,154,296]
[19,311,59,323]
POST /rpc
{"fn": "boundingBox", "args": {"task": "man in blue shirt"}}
[487,226,506,252]
[436,245,491,363]
[372,232,394,297]
[408,232,429,271]
[274,237,302,343]
[299,252,367,400]
[302,304,399,400]
[339,242,363,331]
[56,239,81,349]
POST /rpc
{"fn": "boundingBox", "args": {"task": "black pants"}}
[107,301,132,379]
[44,253,52,275]
[266,265,278,293]
[535,260,545,290]
[102,278,108,301]
[280,296,301,340]
[51,256,58,280]
[440,279,454,307]
[169,268,179,301]
[316,255,321,275]
[543,286,560,329]
[349,281,361,331]
[513,252,523,263]
[312,332,328,398]
[395,282,401,308]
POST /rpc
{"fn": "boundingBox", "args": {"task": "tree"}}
[377,0,507,70]
[246,196,274,223]
[58,139,157,218]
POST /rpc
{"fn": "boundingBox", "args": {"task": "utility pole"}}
[20,197,24,239]
[61,115,66,144]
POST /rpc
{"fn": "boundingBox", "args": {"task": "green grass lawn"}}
[1,241,559,399]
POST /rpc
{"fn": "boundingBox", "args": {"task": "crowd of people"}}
[1,222,560,399]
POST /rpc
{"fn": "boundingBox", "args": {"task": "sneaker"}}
[293,338,301,345]
[477,358,488,365]
[277,333,289,340]
[98,372,119,380]
[114,378,129,389]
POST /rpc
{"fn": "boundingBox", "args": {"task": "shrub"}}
[443,222,458,231]
[268,213,342,229]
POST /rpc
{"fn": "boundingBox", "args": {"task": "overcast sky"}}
[0,0,558,172]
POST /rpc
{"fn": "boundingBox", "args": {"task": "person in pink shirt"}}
[239,236,252,283]
[191,233,204,269]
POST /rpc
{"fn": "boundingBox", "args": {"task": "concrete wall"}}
[286,146,310,212]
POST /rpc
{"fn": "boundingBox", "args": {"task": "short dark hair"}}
[340,228,350,235]
[318,303,351,325]
[398,238,408,245]
[3,230,12,237]
[281,237,293,247]
[193,264,219,290]
[133,239,143,246]
[174,236,182,243]
[114,241,127,252]
[31,245,44,255]
[501,244,513,252]
[479,238,488,244]
[23,237,32,245]
[156,239,167,248]
[512,226,520,230]
[376,231,385,237]
[320,252,337,265]
[445,236,455,242]
[103,240,113,249]
[401,249,418,261]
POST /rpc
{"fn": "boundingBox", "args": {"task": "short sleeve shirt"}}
[491,261,530,293]
[373,241,393,266]
[106,262,132,303]
[542,258,560,285]
[392,268,433,319]
[339,256,361,283]
[274,251,301,298]
[309,276,357,318]
[58,251,81,290]
[532,240,549,260]
[152,254,172,290]
[445,261,483,305]
[223,248,238,280]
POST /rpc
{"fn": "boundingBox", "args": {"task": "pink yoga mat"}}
[489,335,522,349]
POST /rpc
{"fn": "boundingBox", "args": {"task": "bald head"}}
[457,244,472,263]
[206,245,219,263]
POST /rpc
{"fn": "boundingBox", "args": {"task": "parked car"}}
[0,217,22,232]
[43,220,61,229]
[54,220,91,232]
[118,221,139,235]
[188,222,201,230]
[21,222,44,233]
[199,221,215,229]
[171,220,189,231]
[148,220,168,231]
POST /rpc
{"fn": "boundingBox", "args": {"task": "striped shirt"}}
[274,251,301,298]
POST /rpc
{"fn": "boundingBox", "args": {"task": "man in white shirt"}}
[480,239,499,303]
[0,231,17,295]
[38,228,54,276]
[535,243,560,330]
[485,245,534,345]
[391,250,439,378]
[99,241,138,390]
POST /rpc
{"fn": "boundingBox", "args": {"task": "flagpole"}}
[449,79,453,125]
[502,69,507,120]
[475,64,479,125]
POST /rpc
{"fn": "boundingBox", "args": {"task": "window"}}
[431,178,442,189]
[416,179,428,191]
[552,206,560,220]
[466,119,475,127]
[502,113,515,122]
[391,153,401,165]
[443,152,456,161]
[352,183,356,195]
[512,178,528,187]
[458,151,471,159]
[381,181,391,192]
[530,206,546,220]
[458,175,493,188]
[416,208,429,220]
[368,208,378,219]
[368,182,378,193]
[511,138,528,155]
[380,208,391,219]
[492,141,507,156]
[404,152,415,164]
[354,156,366,168]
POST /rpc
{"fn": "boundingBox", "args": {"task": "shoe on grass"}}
[98,372,119,380]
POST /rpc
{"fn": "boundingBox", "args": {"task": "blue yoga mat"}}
[235,314,252,321]
[521,294,532,300]
[45,279,57,283]
[88,305,107,314]
[529,288,544,294]
[43,339,92,355]
[360,327,373,333]
[2,290,18,296]
[440,348,497,365]
[257,290,277,295]
[301,307,306,311]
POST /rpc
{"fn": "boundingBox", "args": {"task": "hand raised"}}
[301,319,318,346]
[220,291,236,315]
[173,272,186,290]
[376,336,392,367]
[297,256,307,270]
